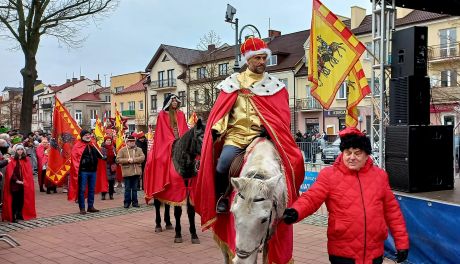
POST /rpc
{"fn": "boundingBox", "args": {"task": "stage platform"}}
[394,178,460,206]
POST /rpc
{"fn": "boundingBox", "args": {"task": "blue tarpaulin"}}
[384,195,460,264]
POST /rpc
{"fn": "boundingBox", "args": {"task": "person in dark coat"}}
[135,132,148,190]
[101,137,117,200]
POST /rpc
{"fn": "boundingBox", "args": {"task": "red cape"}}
[36,145,54,187]
[2,157,36,222]
[68,140,108,201]
[144,110,193,205]
[193,88,304,264]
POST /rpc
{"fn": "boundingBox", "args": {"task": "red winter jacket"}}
[292,154,409,263]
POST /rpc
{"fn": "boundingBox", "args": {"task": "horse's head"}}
[229,139,286,264]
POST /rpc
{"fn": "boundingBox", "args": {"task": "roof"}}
[3,87,23,92]
[69,92,103,102]
[395,0,460,16]
[145,44,204,71]
[50,79,85,93]
[187,30,309,73]
[96,87,110,93]
[266,30,309,72]
[116,77,147,95]
[352,10,450,35]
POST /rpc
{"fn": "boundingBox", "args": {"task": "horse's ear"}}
[231,177,249,191]
[196,118,203,128]
[265,174,283,190]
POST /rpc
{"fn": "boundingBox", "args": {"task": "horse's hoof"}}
[154,226,162,233]
[165,224,174,230]
[174,237,183,243]
[191,238,200,244]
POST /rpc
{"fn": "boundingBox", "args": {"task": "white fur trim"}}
[216,72,285,96]
[241,48,272,64]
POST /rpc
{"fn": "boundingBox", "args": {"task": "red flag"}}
[46,97,81,185]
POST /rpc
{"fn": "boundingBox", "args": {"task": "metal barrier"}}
[296,142,323,163]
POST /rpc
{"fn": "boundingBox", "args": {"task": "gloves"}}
[396,249,408,263]
[211,129,220,142]
[282,208,299,224]
[259,126,271,140]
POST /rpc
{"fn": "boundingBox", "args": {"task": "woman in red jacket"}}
[283,127,409,264]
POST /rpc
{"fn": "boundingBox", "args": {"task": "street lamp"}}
[225,4,239,72]
[225,4,262,73]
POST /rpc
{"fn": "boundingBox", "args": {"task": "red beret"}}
[135,131,145,138]
[339,127,364,138]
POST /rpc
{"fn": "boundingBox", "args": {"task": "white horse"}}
[230,138,287,264]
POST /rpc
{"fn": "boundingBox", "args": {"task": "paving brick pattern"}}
[0,180,394,263]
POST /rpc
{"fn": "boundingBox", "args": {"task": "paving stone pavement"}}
[0,178,394,263]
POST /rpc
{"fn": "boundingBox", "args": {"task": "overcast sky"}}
[0,0,372,89]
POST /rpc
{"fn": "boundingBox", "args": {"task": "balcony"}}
[296,98,322,111]
[41,103,52,109]
[150,79,176,90]
[121,110,135,117]
[428,42,460,62]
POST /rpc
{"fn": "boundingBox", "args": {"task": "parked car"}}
[321,137,341,164]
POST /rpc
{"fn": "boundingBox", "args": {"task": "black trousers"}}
[11,189,24,220]
[329,255,383,264]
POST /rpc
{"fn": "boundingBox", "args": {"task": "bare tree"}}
[188,30,229,120]
[0,0,118,133]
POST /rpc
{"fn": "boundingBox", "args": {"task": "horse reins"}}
[235,192,279,260]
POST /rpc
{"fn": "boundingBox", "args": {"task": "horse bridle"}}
[235,192,279,260]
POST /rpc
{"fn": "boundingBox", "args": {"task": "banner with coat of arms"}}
[46,97,81,185]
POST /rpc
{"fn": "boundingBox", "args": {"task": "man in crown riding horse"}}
[194,37,305,264]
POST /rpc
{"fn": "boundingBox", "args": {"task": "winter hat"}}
[339,127,372,155]
[162,94,181,110]
[240,37,272,64]
[14,144,25,151]
[80,129,91,138]
[11,136,22,145]
[135,131,145,139]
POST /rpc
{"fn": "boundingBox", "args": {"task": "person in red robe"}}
[2,144,36,222]
[193,37,305,264]
[144,94,188,231]
[68,130,106,214]
[36,138,57,194]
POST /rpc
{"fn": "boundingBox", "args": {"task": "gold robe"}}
[212,69,264,148]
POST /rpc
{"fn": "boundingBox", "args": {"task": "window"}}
[279,78,288,88]
[128,124,135,133]
[90,109,97,119]
[128,101,135,110]
[105,95,111,102]
[39,113,42,121]
[115,86,123,93]
[151,95,157,111]
[104,110,111,119]
[167,69,175,86]
[365,42,372,59]
[138,100,144,110]
[439,28,457,57]
[197,67,207,79]
[443,115,455,126]
[266,55,277,66]
[178,91,186,106]
[158,71,165,87]
[194,90,201,105]
[218,63,229,76]
[441,69,457,87]
[337,82,347,99]
[75,110,82,125]
[120,102,124,111]
[204,88,211,104]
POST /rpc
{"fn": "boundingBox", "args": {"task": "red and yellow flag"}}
[94,115,105,147]
[309,0,366,109]
[345,61,371,127]
[114,103,125,152]
[46,97,81,185]
[188,112,198,127]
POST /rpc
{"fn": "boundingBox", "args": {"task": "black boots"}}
[109,194,114,200]
[101,193,106,200]
[215,172,230,214]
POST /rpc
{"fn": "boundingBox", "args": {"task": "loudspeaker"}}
[389,75,430,125]
[386,125,454,192]
[391,26,428,78]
